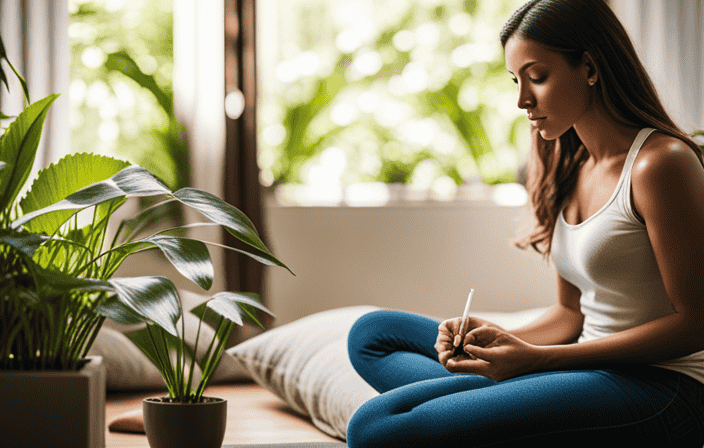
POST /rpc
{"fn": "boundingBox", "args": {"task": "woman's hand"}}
[445,326,547,382]
[435,317,505,367]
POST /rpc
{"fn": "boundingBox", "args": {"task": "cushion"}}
[227,305,549,441]
[89,290,251,390]
[227,306,381,441]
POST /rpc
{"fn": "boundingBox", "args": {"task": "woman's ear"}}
[582,51,598,83]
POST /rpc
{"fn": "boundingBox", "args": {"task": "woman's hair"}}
[500,0,704,258]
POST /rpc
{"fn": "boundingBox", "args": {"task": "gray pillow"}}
[227,306,381,441]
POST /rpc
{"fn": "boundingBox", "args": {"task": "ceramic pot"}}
[143,396,227,448]
[0,356,106,448]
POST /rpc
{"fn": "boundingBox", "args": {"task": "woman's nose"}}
[517,87,534,110]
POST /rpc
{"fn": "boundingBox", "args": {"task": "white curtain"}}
[610,0,704,133]
[0,0,71,177]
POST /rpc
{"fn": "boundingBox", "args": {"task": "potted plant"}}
[0,35,291,448]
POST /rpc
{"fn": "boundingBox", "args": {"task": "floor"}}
[105,382,341,447]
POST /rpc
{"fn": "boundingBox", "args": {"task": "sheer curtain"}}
[610,0,704,133]
[0,0,71,179]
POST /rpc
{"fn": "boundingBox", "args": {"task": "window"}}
[257,0,530,205]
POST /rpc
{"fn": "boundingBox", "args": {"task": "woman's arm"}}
[508,274,584,346]
[451,136,704,381]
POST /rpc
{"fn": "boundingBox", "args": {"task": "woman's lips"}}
[529,116,546,125]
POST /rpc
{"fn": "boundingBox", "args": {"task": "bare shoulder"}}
[631,132,704,221]
[634,132,699,169]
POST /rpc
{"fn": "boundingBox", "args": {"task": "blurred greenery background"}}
[70,0,530,203]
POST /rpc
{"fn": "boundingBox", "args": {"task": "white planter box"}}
[0,356,106,448]
[263,190,557,327]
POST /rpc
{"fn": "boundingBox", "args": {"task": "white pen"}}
[454,288,475,348]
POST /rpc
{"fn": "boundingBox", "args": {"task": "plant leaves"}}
[94,294,146,326]
[104,276,182,337]
[123,324,192,375]
[172,188,269,255]
[12,165,171,230]
[33,269,114,299]
[105,51,173,117]
[0,35,8,92]
[0,229,50,257]
[19,153,131,235]
[0,94,59,213]
[0,36,29,103]
[155,223,294,275]
[197,292,275,329]
[117,235,214,290]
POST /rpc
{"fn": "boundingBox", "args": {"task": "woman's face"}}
[504,37,593,140]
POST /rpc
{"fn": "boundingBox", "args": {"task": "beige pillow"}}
[227,306,381,441]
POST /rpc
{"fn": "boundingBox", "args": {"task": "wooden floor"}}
[106,382,341,447]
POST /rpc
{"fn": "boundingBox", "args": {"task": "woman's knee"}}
[348,310,438,365]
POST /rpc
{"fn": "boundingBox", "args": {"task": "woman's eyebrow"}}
[507,61,539,75]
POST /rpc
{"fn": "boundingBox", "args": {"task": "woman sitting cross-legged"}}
[346,1,704,446]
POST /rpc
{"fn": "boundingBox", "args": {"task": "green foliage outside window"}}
[69,0,188,192]
[258,0,531,193]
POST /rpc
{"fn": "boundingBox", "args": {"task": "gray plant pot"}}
[0,356,106,448]
[143,396,227,448]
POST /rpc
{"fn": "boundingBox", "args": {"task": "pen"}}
[454,288,475,348]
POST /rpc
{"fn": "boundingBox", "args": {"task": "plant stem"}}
[146,324,176,398]
[186,310,205,399]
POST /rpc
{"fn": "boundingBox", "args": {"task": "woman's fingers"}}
[465,325,501,347]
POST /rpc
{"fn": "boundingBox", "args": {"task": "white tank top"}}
[551,127,704,383]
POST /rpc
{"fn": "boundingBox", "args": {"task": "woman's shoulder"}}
[633,131,701,180]
[631,130,704,220]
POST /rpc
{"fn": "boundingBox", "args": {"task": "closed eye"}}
[511,76,545,85]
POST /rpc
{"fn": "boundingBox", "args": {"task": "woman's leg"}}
[348,309,495,393]
[347,365,704,448]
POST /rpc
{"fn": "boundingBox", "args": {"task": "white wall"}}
[263,197,557,326]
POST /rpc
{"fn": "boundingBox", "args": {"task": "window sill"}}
[266,182,528,208]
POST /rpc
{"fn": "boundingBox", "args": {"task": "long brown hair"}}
[501,0,704,259]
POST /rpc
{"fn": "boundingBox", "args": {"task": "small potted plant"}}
[104,290,279,448]
[0,34,291,448]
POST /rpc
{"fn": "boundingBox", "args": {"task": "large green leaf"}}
[156,223,293,274]
[95,294,146,326]
[172,188,268,255]
[12,165,172,230]
[19,153,131,235]
[111,235,214,290]
[0,94,59,213]
[103,276,182,337]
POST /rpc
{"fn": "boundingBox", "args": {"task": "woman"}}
[346,0,704,446]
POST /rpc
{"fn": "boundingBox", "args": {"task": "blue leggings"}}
[346,310,704,447]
